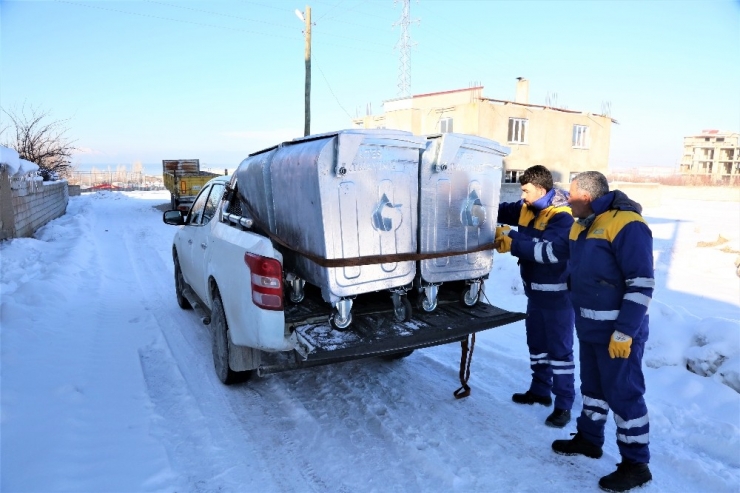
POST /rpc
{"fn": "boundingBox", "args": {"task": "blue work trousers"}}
[525,301,575,411]
[576,340,650,464]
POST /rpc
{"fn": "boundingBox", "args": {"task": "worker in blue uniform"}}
[552,171,653,493]
[495,165,575,428]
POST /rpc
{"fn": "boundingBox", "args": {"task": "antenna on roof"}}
[601,101,612,117]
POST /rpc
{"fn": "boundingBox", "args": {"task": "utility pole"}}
[303,5,312,136]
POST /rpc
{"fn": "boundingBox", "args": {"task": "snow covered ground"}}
[1,190,738,493]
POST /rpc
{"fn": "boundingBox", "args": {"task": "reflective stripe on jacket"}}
[568,190,654,343]
[497,189,573,308]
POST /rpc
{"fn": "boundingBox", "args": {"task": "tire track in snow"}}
[38,195,176,492]
[247,349,602,492]
[116,196,698,493]
[123,208,319,492]
[127,200,600,492]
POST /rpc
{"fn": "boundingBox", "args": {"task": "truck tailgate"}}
[259,282,525,374]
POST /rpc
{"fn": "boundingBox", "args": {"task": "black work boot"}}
[545,408,571,428]
[552,432,603,458]
[598,462,652,492]
[512,390,552,406]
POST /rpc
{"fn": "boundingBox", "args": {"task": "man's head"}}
[568,171,609,219]
[519,165,553,206]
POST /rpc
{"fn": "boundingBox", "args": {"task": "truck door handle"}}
[200,242,207,250]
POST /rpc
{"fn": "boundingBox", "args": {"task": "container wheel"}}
[394,296,413,322]
[330,311,353,331]
[460,287,480,307]
[418,292,437,313]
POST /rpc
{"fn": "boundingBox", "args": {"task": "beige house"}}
[680,130,739,182]
[352,79,615,184]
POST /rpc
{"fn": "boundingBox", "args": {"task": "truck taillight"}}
[244,253,284,311]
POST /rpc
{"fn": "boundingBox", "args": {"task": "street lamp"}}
[296,6,311,136]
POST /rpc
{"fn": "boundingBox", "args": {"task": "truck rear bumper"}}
[258,284,525,375]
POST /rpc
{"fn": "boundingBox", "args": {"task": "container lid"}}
[427,133,511,156]
[290,128,427,149]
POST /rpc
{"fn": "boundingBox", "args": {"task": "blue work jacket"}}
[497,189,573,308]
[569,190,654,344]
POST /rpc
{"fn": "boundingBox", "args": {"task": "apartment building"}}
[680,130,740,182]
[351,79,615,184]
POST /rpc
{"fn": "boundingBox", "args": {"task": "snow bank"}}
[0,146,21,174]
[0,145,39,177]
[685,317,740,392]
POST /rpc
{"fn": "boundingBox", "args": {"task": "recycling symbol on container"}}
[372,194,403,232]
[461,190,486,228]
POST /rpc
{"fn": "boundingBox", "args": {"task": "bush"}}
[0,103,77,177]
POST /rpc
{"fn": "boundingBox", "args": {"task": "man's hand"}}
[608,330,632,358]
[494,227,512,254]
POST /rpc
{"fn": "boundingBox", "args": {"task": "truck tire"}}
[174,256,191,310]
[211,293,250,385]
[382,350,414,361]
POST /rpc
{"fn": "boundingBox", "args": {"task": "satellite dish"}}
[294,9,304,22]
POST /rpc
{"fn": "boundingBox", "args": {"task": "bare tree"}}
[0,104,77,178]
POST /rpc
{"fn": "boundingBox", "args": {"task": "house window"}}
[440,117,453,133]
[508,118,528,143]
[573,125,589,148]
[504,170,525,183]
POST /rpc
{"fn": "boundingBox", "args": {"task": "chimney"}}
[515,77,529,104]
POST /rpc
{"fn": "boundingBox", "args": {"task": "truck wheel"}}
[382,350,414,361]
[170,194,177,210]
[174,257,191,310]
[211,293,249,385]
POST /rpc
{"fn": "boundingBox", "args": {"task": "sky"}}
[1,188,739,491]
[1,0,739,171]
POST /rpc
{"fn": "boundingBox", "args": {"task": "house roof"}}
[481,98,618,124]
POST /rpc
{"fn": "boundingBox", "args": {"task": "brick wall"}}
[0,168,69,239]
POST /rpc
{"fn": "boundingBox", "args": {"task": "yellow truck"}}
[163,159,221,211]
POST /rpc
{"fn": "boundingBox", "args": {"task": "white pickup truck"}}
[163,175,524,384]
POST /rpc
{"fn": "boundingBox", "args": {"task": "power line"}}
[59,0,394,49]
[314,57,353,119]
[54,0,518,111]
[313,0,394,21]
[144,0,301,30]
[55,0,302,40]
[315,0,348,22]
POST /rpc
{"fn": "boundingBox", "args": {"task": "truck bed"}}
[258,281,526,374]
